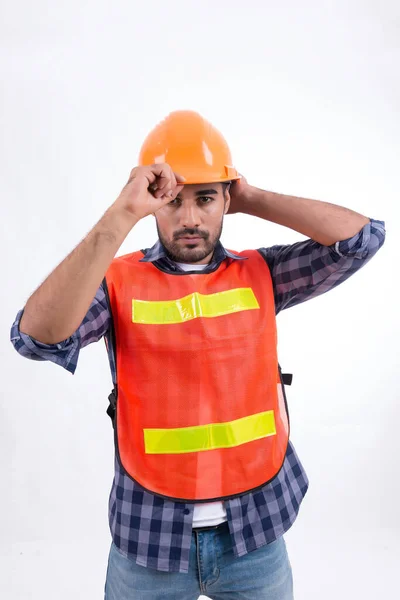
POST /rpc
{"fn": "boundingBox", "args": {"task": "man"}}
[11,110,385,600]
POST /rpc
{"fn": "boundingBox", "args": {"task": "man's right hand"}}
[18,163,184,344]
[114,164,185,222]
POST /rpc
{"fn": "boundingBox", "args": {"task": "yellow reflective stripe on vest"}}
[144,411,276,454]
[132,287,259,324]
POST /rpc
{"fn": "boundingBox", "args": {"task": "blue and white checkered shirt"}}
[10,219,385,573]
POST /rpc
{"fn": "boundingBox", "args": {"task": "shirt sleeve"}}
[10,282,110,374]
[258,218,386,315]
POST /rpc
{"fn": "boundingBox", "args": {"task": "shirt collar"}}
[139,239,247,268]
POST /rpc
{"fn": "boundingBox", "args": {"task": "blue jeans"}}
[104,522,294,599]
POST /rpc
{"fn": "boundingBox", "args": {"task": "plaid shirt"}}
[11,219,385,573]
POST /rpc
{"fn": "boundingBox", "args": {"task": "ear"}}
[223,189,231,215]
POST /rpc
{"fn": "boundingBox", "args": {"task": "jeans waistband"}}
[192,521,228,533]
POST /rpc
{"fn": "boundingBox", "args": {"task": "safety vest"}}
[105,249,290,502]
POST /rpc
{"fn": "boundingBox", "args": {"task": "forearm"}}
[244,188,370,246]
[20,205,138,344]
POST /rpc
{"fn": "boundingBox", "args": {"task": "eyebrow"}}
[175,189,219,199]
[194,189,219,196]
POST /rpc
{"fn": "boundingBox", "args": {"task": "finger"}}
[168,167,186,198]
[161,179,180,202]
[153,165,174,197]
[154,165,185,194]
[154,182,172,198]
[169,169,178,191]
[148,165,184,200]
[174,172,186,185]
[160,164,179,191]
[172,184,184,198]
[146,163,168,184]
[158,189,177,206]
[151,163,172,183]
[149,179,171,199]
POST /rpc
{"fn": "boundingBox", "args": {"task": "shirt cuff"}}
[333,219,385,259]
[10,309,79,374]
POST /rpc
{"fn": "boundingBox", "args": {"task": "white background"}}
[1,1,398,599]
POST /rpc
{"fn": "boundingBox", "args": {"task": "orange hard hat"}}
[138,110,240,185]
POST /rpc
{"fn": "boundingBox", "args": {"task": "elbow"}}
[18,312,66,345]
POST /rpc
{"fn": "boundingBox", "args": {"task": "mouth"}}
[178,236,203,242]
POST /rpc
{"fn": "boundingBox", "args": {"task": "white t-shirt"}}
[173,261,227,527]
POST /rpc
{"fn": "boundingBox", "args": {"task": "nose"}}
[179,203,201,229]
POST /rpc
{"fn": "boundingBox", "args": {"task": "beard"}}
[156,219,224,264]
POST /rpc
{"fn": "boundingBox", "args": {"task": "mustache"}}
[175,231,208,239]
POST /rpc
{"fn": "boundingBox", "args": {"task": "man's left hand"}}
[227,175,252,214]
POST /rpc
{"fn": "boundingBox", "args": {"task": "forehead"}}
[178,183,224,198]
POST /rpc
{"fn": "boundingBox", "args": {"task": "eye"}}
[168,196,214,206]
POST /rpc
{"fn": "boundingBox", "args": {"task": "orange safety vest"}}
[105,249,290,502]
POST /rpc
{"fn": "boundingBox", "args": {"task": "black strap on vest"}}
[107,387,117,428]
[282,373,293,386]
